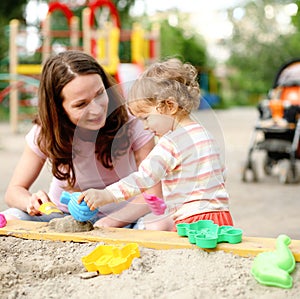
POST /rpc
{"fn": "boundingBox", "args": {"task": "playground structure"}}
[6,0,160,132]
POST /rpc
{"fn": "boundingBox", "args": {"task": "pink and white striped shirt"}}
[106,123,230,221]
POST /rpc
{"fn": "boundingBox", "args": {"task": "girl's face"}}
[62,74,109,130]
[136,105,175,137]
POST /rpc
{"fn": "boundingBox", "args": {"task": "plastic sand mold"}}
[60,191,98,222]
[251,234,296,289]
[81,243,140,275]
[0,214,7,228]
[143,193,167,215]
[39,202,63,215]
[176,220,243,249]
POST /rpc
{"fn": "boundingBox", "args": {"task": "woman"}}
[3,50,162,228]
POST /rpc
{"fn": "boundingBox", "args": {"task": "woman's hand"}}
[26,190,50,216]
[78,189,117,210]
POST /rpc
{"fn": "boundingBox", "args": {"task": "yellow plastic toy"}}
[81,243,140,275]
[39,202,63,215]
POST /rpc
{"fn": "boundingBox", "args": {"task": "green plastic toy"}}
[176,220,243,249]
[251,234,296,289]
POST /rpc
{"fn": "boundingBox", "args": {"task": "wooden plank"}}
[1,220,300,261]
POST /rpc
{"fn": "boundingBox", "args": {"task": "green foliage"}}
[112,0,136,28]
[160,20,207,67]
[291,0,300,29]
[0,0,27,18]
[0,0,28,73]
[182,34,207,67]
[225,0,300,106]
[160,20,184,59]
[0,105,9,121]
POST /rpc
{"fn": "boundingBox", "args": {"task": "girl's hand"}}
[77,189,117,210]
[27,190,50,216]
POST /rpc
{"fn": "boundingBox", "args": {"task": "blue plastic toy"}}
[60,191,98,222]
[176,220,243,249]
[251,234,296,289]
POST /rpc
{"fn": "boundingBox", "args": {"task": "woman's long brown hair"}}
[34,50,129,187]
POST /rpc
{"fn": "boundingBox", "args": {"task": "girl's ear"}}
[165,98,179,115]
[156,98,178,114]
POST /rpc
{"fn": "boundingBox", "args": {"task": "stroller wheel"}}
[263,156,274,176]
[242,161,258,183]
[278,160,298,184]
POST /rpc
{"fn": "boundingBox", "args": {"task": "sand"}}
[1,108,300,298]
[1,236,299,299]
[48,216,94,233]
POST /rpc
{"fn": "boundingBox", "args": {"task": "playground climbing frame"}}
[6,0,160,132]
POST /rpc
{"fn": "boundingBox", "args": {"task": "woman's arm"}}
[4,144,49,214]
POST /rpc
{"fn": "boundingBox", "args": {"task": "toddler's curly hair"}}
[128,58,200,115]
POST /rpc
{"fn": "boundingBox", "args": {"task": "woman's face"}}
[62,74,109,130]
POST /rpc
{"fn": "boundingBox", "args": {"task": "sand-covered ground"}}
[1,236,299,299]
[1,108,300,298]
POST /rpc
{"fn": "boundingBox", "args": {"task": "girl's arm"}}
[79,138,166,209]
[4,144,49,214]
[92,138,163,228]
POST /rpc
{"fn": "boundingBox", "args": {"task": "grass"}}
[0,105,9,121]
[0,104,37,123]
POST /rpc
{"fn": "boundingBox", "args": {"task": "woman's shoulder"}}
[25,124,46,159]
[127,113,139,124]
[25,124,41,140]
[126,113,144,131]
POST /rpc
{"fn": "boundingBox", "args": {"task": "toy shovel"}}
[143,193,167,215]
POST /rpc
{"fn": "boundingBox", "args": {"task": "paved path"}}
[1,107,299,239]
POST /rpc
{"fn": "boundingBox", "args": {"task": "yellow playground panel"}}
[16,64,42,75]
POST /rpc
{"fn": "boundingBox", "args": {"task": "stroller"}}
[242,59,300,184]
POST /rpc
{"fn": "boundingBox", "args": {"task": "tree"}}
[160,19,207,67]
[0,0,28,71]
[112,0,136,28]
[225,0,300,106]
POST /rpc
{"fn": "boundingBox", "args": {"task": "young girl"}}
[78,58,234,230]
[3,50,161,228]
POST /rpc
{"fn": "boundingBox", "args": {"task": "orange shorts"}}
[173,211,233,232]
